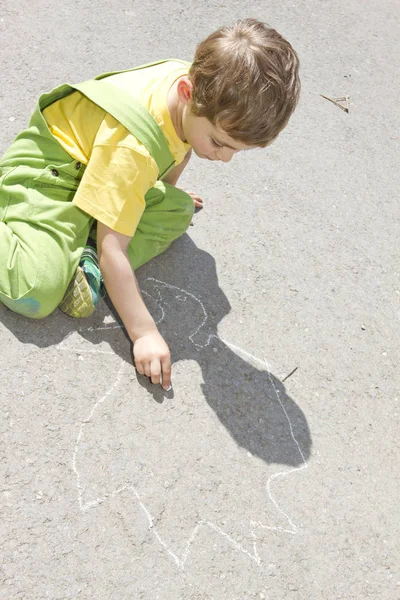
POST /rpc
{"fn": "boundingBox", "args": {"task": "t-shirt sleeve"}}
[73,118,159,237]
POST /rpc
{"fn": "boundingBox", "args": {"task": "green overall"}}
[0,64,194,318]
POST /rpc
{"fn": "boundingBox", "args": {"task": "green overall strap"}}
[72,79,175,179]
[74,60,191,179]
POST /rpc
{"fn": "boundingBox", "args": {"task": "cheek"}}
[199,135,213,152]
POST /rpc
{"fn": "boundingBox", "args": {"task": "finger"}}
[193,198,203,207]
[160,355,172,391]
[135,361,145,376]
[144,363,151,378]
[188,192,203,203]
[186,191,203,202]
[150,358,161,385]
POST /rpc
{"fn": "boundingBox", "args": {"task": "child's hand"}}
[177,187,204,210]
[133,331,172,390]
[181,190,204,226]
[186,190,204,209]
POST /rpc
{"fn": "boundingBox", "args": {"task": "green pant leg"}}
[0,104,92,319]
[127,181,194,270]
[0,216,91,319]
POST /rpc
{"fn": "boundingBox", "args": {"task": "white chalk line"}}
[257,358,308,536]
[215,338,308,536]
[145,278,209,348]
[63,277,309,567]
[82,477,262,568]
[72,361,126,512]
[58,329,117,355]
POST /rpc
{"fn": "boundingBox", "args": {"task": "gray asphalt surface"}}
[0,0,399,598]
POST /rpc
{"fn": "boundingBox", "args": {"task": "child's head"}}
[188,18,300,149]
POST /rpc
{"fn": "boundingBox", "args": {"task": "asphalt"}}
[0,0,399,598]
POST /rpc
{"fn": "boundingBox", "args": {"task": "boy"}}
[0,19,300,391]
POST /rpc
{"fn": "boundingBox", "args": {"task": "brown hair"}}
[189,18,300,147]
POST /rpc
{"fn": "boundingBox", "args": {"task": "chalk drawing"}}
[60,278,308,568]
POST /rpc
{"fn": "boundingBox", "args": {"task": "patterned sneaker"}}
[59,242,103,318]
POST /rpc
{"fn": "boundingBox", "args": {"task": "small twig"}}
[320,94,349,113]
[282,366,299,383]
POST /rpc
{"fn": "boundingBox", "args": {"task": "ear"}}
[177,77,193,104]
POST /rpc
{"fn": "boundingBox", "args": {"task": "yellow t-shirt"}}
[42,61,191,236]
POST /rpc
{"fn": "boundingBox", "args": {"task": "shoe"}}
[59,242,103,318]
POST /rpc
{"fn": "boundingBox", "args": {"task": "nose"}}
[219,148,235,163]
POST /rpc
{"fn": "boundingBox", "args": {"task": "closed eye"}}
[211,138,223,148]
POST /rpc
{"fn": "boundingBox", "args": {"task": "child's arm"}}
[162,149,192,186]
[162,149,204,211]
[97,222,171,390]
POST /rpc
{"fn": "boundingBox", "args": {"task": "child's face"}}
[182,109,254,162]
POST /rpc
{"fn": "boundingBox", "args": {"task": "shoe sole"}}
[59,266,95,318]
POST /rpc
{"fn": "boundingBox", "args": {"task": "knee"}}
[0,294,55,319]
[165,184,195,228]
